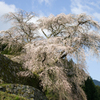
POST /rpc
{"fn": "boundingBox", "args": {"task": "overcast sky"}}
[0,0,100,81]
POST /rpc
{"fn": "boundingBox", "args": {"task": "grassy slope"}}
[0,83,29,100]
[0,91,28,100]
[0,54,44,100]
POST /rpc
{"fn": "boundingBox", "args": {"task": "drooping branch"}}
[41,29,49,39]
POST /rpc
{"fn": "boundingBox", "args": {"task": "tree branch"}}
[41,29,49,39]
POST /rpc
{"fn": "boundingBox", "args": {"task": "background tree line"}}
[82,77,100,100]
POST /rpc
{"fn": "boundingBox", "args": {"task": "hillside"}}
[93,80,100,86]
[0,53,88,100]
[0,54,48,100]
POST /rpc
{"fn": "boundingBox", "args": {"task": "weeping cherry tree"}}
[1,11,100,100]
[23,13,100,100]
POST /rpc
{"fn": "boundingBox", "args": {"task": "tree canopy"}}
[0,10,41,53]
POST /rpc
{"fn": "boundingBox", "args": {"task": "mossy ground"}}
[0,51,67,100]
[0,91,28,100]
[0,83,28,100]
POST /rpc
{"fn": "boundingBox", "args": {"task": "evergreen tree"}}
[82,77,99,100]
[95,85,100,99]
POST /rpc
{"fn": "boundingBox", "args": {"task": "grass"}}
[0,91,28,100]
[0,83,10,86]
[0,83,28,100]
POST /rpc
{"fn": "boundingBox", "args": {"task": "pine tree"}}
[82,77,99,100]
